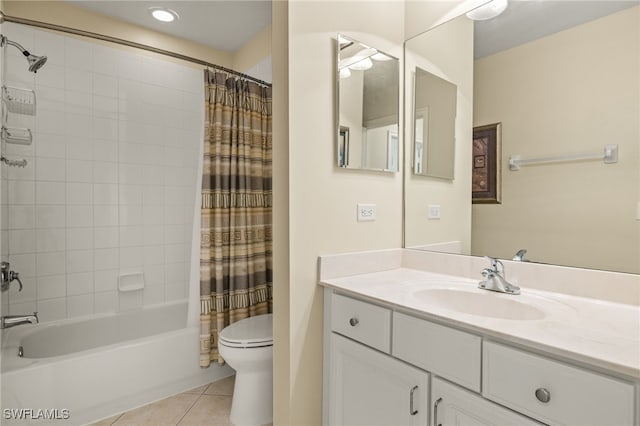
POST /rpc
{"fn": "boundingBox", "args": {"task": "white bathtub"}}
[1,301,231,425]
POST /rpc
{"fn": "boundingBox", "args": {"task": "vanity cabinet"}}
[483,341,635,426]
[431,377,543,426]
[328,333,429,426]
[323,290,637,426]
[393,311,481,392]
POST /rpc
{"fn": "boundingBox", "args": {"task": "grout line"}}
[175,391,204,425]
[108,413,124,426]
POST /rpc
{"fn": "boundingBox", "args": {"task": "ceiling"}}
[67,1,637,57]
[67,0,272,52]
[474,0,639,58]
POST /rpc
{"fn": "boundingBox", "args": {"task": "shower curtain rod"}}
[0,11,272,87]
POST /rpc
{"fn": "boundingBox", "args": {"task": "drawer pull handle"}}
[535,388,551,403]
[433,397,443,426]
[409,385,418,416]
[349,317,359,327]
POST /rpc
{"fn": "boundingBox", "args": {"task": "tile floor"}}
[91,375,236,426]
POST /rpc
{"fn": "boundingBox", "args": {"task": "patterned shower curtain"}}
[199,69,273,367]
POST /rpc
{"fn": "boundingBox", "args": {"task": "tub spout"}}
[1,312,38,329]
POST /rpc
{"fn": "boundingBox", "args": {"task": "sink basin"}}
[412,288,546,320]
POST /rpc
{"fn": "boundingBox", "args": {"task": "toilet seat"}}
[219,314,273,348]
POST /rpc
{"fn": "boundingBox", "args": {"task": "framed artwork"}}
[472,123,502,204]
[338,126,350,167]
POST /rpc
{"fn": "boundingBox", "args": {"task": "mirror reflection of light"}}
[371,53,392,61]
[349,57,373,71]
[339,67,352,79]
[466,0,508,21]
[338,34,351,47]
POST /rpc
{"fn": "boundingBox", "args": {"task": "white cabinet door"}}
[329,333,430,426]
[432,377,543,426]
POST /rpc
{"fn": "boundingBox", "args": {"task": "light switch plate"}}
[357,203,376,221]
[428,204,441,220]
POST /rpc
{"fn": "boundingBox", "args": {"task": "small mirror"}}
[413,67,457,179]
[337,34,399,172]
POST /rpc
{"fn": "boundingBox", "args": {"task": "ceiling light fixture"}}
[466,0,508,21]
[149,7,179,23]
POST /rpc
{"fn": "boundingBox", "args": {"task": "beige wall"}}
[472,6,640,273]
[271,1,290,424]
[233,24,271,76]
[404,14,474,252]
[274,1,405,423]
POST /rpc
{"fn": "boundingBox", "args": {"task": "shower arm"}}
[1,35,30,58]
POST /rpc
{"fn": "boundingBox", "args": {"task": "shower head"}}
[26,54,47,73]
[0,35,48,73]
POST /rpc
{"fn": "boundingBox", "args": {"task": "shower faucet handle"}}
[1,261,23,292]
[9,270,22,292]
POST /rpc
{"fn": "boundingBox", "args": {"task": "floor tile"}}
[91,413,123,426]
[182,384,208,395]
[204,375,235,396]
[112,393,199,426]
[177,395,233,426]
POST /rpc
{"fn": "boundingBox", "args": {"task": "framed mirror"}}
[413,67,457,179]
[404,2,639,274]
[337,34,399,172]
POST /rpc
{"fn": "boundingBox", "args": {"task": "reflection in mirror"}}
[413,67,457,179]
[404,15,474,256]
[337,34,399,172]
[404,2,639,274]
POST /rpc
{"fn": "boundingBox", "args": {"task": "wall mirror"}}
[413,67,457,179]
[404,1,639,274]
[337,34,399,172]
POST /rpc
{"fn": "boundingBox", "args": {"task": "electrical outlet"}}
[357,203,376,222]
[428,205,441,220]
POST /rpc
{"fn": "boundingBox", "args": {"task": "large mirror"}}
[404,1,639,274]
[337,34,400,172]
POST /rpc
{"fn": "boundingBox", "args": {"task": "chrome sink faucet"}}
[479,256,520,295]
[1,312,38,329]
[512,249,528,262]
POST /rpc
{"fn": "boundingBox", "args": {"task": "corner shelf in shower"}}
[2,85,36,116]
[0,154,27,167]
[1,125,32,145]
[0,86,36,166]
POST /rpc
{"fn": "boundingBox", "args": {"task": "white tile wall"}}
[3,23,203,322]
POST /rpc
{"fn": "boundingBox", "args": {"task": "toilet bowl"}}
[218,313,273,426]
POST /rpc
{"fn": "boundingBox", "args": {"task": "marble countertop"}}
[320,267,640,380]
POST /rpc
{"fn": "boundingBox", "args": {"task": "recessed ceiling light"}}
[149,7,179,23]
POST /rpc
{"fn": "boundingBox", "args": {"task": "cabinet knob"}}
[535,388,551,403]
[349,317,359,327]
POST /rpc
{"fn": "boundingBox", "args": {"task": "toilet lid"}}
[219,314,273,348]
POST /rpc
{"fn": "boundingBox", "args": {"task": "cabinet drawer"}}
[331,293,391,353]
[392,312,481,392]
[483,341,635,426]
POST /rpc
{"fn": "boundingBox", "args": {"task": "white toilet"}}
[218,313,273,426]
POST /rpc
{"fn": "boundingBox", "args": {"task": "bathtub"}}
[1,301,231,425]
